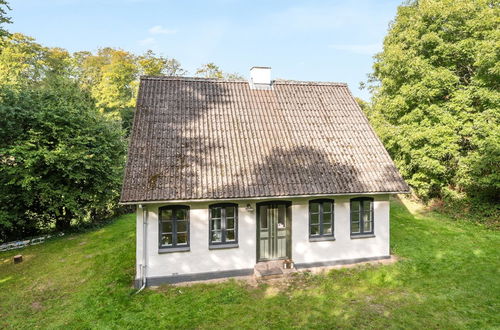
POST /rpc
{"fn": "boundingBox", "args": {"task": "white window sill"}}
[158,246,190,253]
[309,236,336,242]
[350,234,376,239]
[209,243,239,250]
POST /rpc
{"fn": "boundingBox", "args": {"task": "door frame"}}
[256,201,292,262]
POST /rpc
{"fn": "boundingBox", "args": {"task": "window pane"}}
[211,207,221,219]
[351,201,360,212]
[351,211,360,222]
[310,213,319,224]
[310,203,319,213]
[363,209,372,233]
[278,205,286,228]
[227,218,235,230]
[226,206,235,218]
[177,220,188,233]
[363,200,372,212]
[323,212,332,223]
[323,223,332,235]
[323,202,332,213]
[177,233,188,245]
[211,218,221,230]
[351,221,360,233]
[310,225,320,235]
[160,209,173,221]
[260,206,268,229]
[175,208,187,220]
[211,230,222,243]
[162,220,172,233]
[161,234,173,246]
[364,219,372,233]
[226,230,235,241]
[364,211,372,227]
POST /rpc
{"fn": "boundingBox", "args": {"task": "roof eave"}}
[119,190,411,205]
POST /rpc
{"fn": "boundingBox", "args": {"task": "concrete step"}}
[254,260,297,279]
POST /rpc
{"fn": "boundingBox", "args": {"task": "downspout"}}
[135,204,148,294]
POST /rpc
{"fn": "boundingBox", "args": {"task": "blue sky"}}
[8,0,402,100]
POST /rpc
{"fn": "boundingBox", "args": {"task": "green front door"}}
[257,202,291,261]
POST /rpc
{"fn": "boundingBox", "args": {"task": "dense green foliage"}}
[369,0,499,203]
[0,199,498,328]
[0,34,187,124]
[0,33,134,241]
[0,81,126,241]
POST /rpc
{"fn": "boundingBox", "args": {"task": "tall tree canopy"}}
[0,33,49,89]
[0,81,126,241]
[0,34,189,127]
[74,48,187,121]
[138,49,186,76]
[370,0,499,202]
[74,48,139,117]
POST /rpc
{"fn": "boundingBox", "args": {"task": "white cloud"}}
[149,25,177,35]
[139,37,156,45]
[328,43,382,55]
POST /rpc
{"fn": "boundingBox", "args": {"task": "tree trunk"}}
[55,208,73,231]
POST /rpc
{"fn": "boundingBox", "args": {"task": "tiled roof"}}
[120,76,409,203]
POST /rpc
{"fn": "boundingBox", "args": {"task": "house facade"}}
[121,67,409,287]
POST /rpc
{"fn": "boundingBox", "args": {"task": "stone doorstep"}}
[254,260,297,279]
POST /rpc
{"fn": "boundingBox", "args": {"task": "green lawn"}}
[1,198,499,329]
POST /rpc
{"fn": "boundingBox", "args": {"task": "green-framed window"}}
[309,199,334,238]
[159,205,189,249]
[209,203,238,246]
[350,197,374,235]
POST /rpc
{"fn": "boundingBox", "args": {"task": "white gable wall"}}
[135,195,391,284]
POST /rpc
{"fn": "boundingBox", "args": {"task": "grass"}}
[1,197,499,329]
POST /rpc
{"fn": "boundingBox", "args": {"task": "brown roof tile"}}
[120,76,409,202]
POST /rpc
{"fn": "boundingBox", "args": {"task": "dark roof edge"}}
[139,75,348,86]
[120,190,411,205]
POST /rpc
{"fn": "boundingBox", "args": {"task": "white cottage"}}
[120,67,409,287]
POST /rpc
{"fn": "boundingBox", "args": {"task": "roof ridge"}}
[273,79,347,86]
[140,75,247,83]
[140,75,348,86]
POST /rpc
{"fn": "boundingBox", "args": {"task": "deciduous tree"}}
[0,80,126,240]
[369,0,499,202]
[0,33,47,89]
[138,50,186,76]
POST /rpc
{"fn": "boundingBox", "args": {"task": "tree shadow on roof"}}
[210,145,367,198]
[121,78,234,202]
